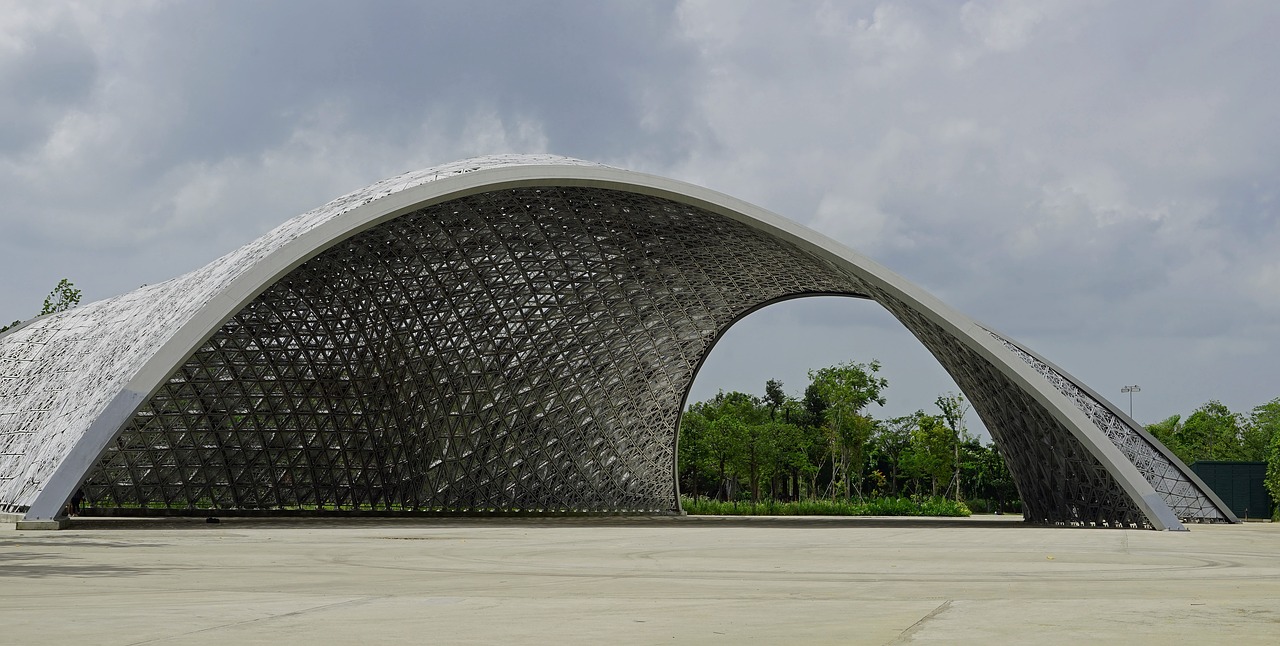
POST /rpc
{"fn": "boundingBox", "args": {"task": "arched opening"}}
[688,296,982,437]
[676,295,1013,510]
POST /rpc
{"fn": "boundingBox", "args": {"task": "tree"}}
[801,382,827,428]
[1147,403,1246,464]
[1250,399,1280,519]
[764,379,787,420]
[935,392,970,501]
[1243,398,1279,462]
[674,366,1025,510]
[1179,401,1245,462]
[1268,423,1280,521]
[0,278,82,334]
[808,360,887,500]
[967,439,1018,512]
[40,278,83,316]
[907,413,954,496]
[696,391,761,501]
[1146,415,1185,459]
[770,412,811,500]
[738,419,780,503]
[870,415,915,495]
[678,408,711,502]
[706,415,744,501]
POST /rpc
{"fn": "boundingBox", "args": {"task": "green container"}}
[1190,461,1273,520]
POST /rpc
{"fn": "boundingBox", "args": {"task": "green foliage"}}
[677,364,1280,521]
[677,407,711,501]
[1245,398,1279,463]
[1145,415,1183,457]
[1147,401,1260,465]
[1,278,82,334]
[965,439,1019,512]
[1142,398,1280,518]
[1180,401,1245,461]
[916,497,973,517]
[934,392,970,500]
[808,360,887,500]
[40,278,82,316]
[764,378,786,417]
[677,366,1019,513]
[800,381,827,429]
[682,390,766,501]
[906,413,954,495]
[809,360,888,414]
[680,496,970,517]
[869,415,914,495]
[1264,401,1280,520]
[738,418,780,502]
[935,393,968,435]
[963,498,1022,514]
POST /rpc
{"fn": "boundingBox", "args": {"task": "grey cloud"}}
[0,15,96,151]
[116,1,701,168]
[0,0,1276,424]
[661,0,1279,420]
[0,1,704,313]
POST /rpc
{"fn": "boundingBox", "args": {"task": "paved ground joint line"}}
[123,595,384,646]
[888,599,953,645]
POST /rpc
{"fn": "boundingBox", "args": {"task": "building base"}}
[16,517,70,530]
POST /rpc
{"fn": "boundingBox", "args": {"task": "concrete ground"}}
[1,515,1277,645]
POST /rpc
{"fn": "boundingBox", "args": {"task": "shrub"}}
[680,496,971,517]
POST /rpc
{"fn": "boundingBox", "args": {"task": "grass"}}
[680,496,972,517]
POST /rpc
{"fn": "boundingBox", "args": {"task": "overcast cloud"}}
[2,1,1276,430]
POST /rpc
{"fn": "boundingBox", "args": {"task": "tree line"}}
[678,361,1020,513]
[1145,399,1278,464]
[680,360,1280,519]
[1144,398,1280,519]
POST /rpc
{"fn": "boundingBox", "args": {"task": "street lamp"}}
[1121,385,1140,419]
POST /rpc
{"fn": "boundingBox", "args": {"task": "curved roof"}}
[1,155,605,514]
[0,154,1233,528]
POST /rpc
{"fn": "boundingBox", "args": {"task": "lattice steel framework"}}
[991,335,1226,522]
[0,154,1235,529]
[83,188,865,513]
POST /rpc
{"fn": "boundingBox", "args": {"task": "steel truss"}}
[0,156,1234,528]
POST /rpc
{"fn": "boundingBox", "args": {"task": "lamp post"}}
[1121,385,1140,419]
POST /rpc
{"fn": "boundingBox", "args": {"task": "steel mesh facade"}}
[1,155,605,514]
[82,187,867,513]
[0,154,1236,528]
[991,334,1226,522]
[873,287,1150,527]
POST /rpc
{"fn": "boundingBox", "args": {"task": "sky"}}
[2,1,1277,433]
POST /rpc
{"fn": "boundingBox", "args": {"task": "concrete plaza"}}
[2,515,1277,644]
